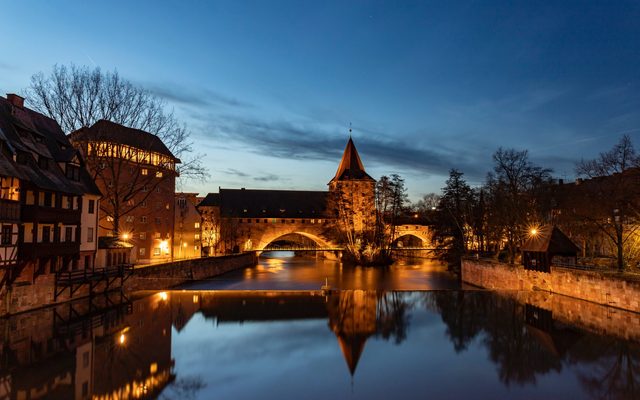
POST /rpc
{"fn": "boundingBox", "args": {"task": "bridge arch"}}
[392,225,433,248]
[254,230,338,251]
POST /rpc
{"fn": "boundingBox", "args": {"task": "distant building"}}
[197,137,375,253]
[69,120,180,265]
[0,93,100,291]
[174,192,202,259]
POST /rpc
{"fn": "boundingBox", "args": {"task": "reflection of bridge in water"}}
[260,245,437,252]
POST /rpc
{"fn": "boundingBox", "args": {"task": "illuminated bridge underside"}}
[249,223,435,252]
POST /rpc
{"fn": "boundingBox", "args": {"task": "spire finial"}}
[349,122,352,139]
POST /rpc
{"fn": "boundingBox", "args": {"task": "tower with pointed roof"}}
[328,135,376,236]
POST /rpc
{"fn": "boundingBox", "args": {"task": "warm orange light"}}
[121,232,130,240]
[530,228,538,236]
[119,334,126,345]
[158,291,168,301]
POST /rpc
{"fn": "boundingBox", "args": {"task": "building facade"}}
[0,93,101,292]
[173,192,203,259]
[198,137,375,253]
[69,120,180,264]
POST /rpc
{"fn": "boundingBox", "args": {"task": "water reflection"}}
[183,251,460,290]
[1,290,639,399]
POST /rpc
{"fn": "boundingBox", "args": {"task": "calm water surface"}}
[3,254,639,399]
[182,251,460,290]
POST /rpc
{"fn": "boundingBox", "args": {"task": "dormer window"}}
[66,164,80,181]
[38,156,49,170]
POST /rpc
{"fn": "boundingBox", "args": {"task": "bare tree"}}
[573,135,640,271]
[26,64,208,182]
[486,148,552,264]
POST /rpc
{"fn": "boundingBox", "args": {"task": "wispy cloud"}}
[144,82,252,108]
[205,114,485,179]
[220,168,249,178]
[254,174,281,182]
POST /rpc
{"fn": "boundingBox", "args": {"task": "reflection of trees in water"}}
[568,336,640,400]
[430,290,640,395]
[376,292,411,344]
[429,292,562,385]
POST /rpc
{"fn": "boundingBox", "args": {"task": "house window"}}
[155,171,163,178]
[66,196,73,209]
[142,185,148,192]
[43,192,53,207]
[154,232,161,239]
[139,248,146,256]
[140,232,146,239]
[153,247,161,256]
[42,226,51,243]
[194,222,200,229]
[125,216,134,222]
[178,198,186,207]
[106,216,114,222]
[88,199,95,214]
[194,234,200,240]
[140,216,147,223]
[65,227,73,242]
[141,168,148,176]
[155,186,160,193]
[1,225,12,245]
[155,217,161,224]
[87,227,94,243]
[66,164,80,181]
[141,200,147,207]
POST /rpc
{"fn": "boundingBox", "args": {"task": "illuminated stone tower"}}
[328,136,376,235]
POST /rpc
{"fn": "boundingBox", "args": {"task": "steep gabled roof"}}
[69,119,180,162]
[331,137,374,182]
[0,96,101,196]
[522,226,580,255]
[197,192,220,207]
[217,188,328,218]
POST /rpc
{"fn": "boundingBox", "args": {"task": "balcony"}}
[19,242,79,259]
[0,199,20,222]
[20,205,80,225]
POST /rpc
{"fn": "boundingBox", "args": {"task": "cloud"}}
[220,168,249,178]
[204,114,487,180]
[254,174,281,182]
[144,82,252,108]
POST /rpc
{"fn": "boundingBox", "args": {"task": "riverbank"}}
[462,258,640,313]
[0,252,257,316]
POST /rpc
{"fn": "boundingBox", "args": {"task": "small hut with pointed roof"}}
[521,226,579,273]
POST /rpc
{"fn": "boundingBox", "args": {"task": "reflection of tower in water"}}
[328,290,378,376]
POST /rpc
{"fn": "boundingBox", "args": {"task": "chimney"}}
[6,93,24,109]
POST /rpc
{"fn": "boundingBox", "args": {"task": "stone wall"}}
[0,253,257,316]
[462,258,640,313]
[508,290,640,342]
[125,252,257,291]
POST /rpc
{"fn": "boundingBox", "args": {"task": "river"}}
[3,253,639,399]
[182,251,460,290]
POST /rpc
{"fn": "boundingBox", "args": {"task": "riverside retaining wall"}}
[462,258,640,313]
[0,253,257,316]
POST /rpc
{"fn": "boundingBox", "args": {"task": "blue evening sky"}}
[1,1,639,200]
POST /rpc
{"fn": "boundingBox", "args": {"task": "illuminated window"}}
[153,247,161,256]
[140,232,146,239]
[139,248,146,256]
[141,168,148,176]
[106,216,114,222]
[194,222,200,229]
[194,234,200,240]
[156,171,163,178]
